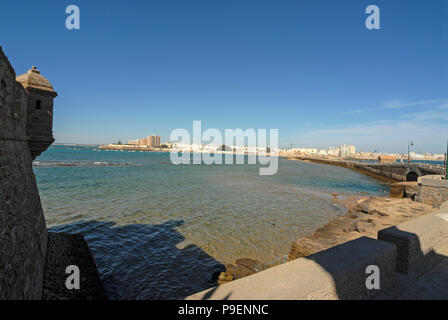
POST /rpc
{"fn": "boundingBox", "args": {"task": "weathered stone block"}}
[378,212,448,276]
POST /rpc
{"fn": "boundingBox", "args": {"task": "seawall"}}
[286,156,445,183]
[0,46,106,300]
[0,48,48,299]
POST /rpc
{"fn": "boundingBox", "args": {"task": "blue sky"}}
[1,0,447,153]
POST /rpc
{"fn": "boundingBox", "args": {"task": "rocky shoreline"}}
[287,192,434,261]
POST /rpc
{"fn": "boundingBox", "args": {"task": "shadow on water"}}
[49,219,226,300]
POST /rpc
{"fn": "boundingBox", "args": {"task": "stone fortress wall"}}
[0,46,56,299]
[0,46,106,300]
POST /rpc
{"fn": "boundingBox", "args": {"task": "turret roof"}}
[16,66,55,92]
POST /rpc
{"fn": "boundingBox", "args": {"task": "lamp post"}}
[408,140,414,164]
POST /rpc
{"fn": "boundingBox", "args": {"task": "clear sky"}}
[1,0,447,153]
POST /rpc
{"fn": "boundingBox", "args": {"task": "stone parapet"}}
[378,207,448,276]
[415,177,448,208]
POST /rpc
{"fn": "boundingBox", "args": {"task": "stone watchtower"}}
[2,47,106,300]
[0,47,57,299]
[16,66,57,159]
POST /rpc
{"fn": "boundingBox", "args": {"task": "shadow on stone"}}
[303,221,448,300]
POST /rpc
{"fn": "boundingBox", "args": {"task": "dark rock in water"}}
[212,271,234,285]
[234,258,261,272]
[213,258,263,285]
[225,264,255,280]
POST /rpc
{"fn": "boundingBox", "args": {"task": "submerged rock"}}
[234,258,261,272]
[212,271,234,285]
[212,258,262,284]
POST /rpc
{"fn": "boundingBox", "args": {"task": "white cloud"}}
[336,98,447,115]
[403,104,448,121]
[299,99,448,152]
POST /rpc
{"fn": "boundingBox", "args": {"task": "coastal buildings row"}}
[288,145,356,157]
[128,135,161,148]
[171,143,275,154]
[283,144,445,161]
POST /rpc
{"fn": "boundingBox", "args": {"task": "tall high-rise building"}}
[348,145,356,155]
[339,144,356,156]
[147,135,161,148]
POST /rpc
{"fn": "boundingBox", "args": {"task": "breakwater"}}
[286,156,445,182]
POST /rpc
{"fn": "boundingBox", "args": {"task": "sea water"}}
[34,145,389,299]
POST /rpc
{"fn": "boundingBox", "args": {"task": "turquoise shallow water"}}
[34,145,389,299]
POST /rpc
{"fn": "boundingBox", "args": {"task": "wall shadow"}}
[49,219,226,300]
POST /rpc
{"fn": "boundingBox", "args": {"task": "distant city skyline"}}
[284,144,445,158]
[2,1,446,153]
